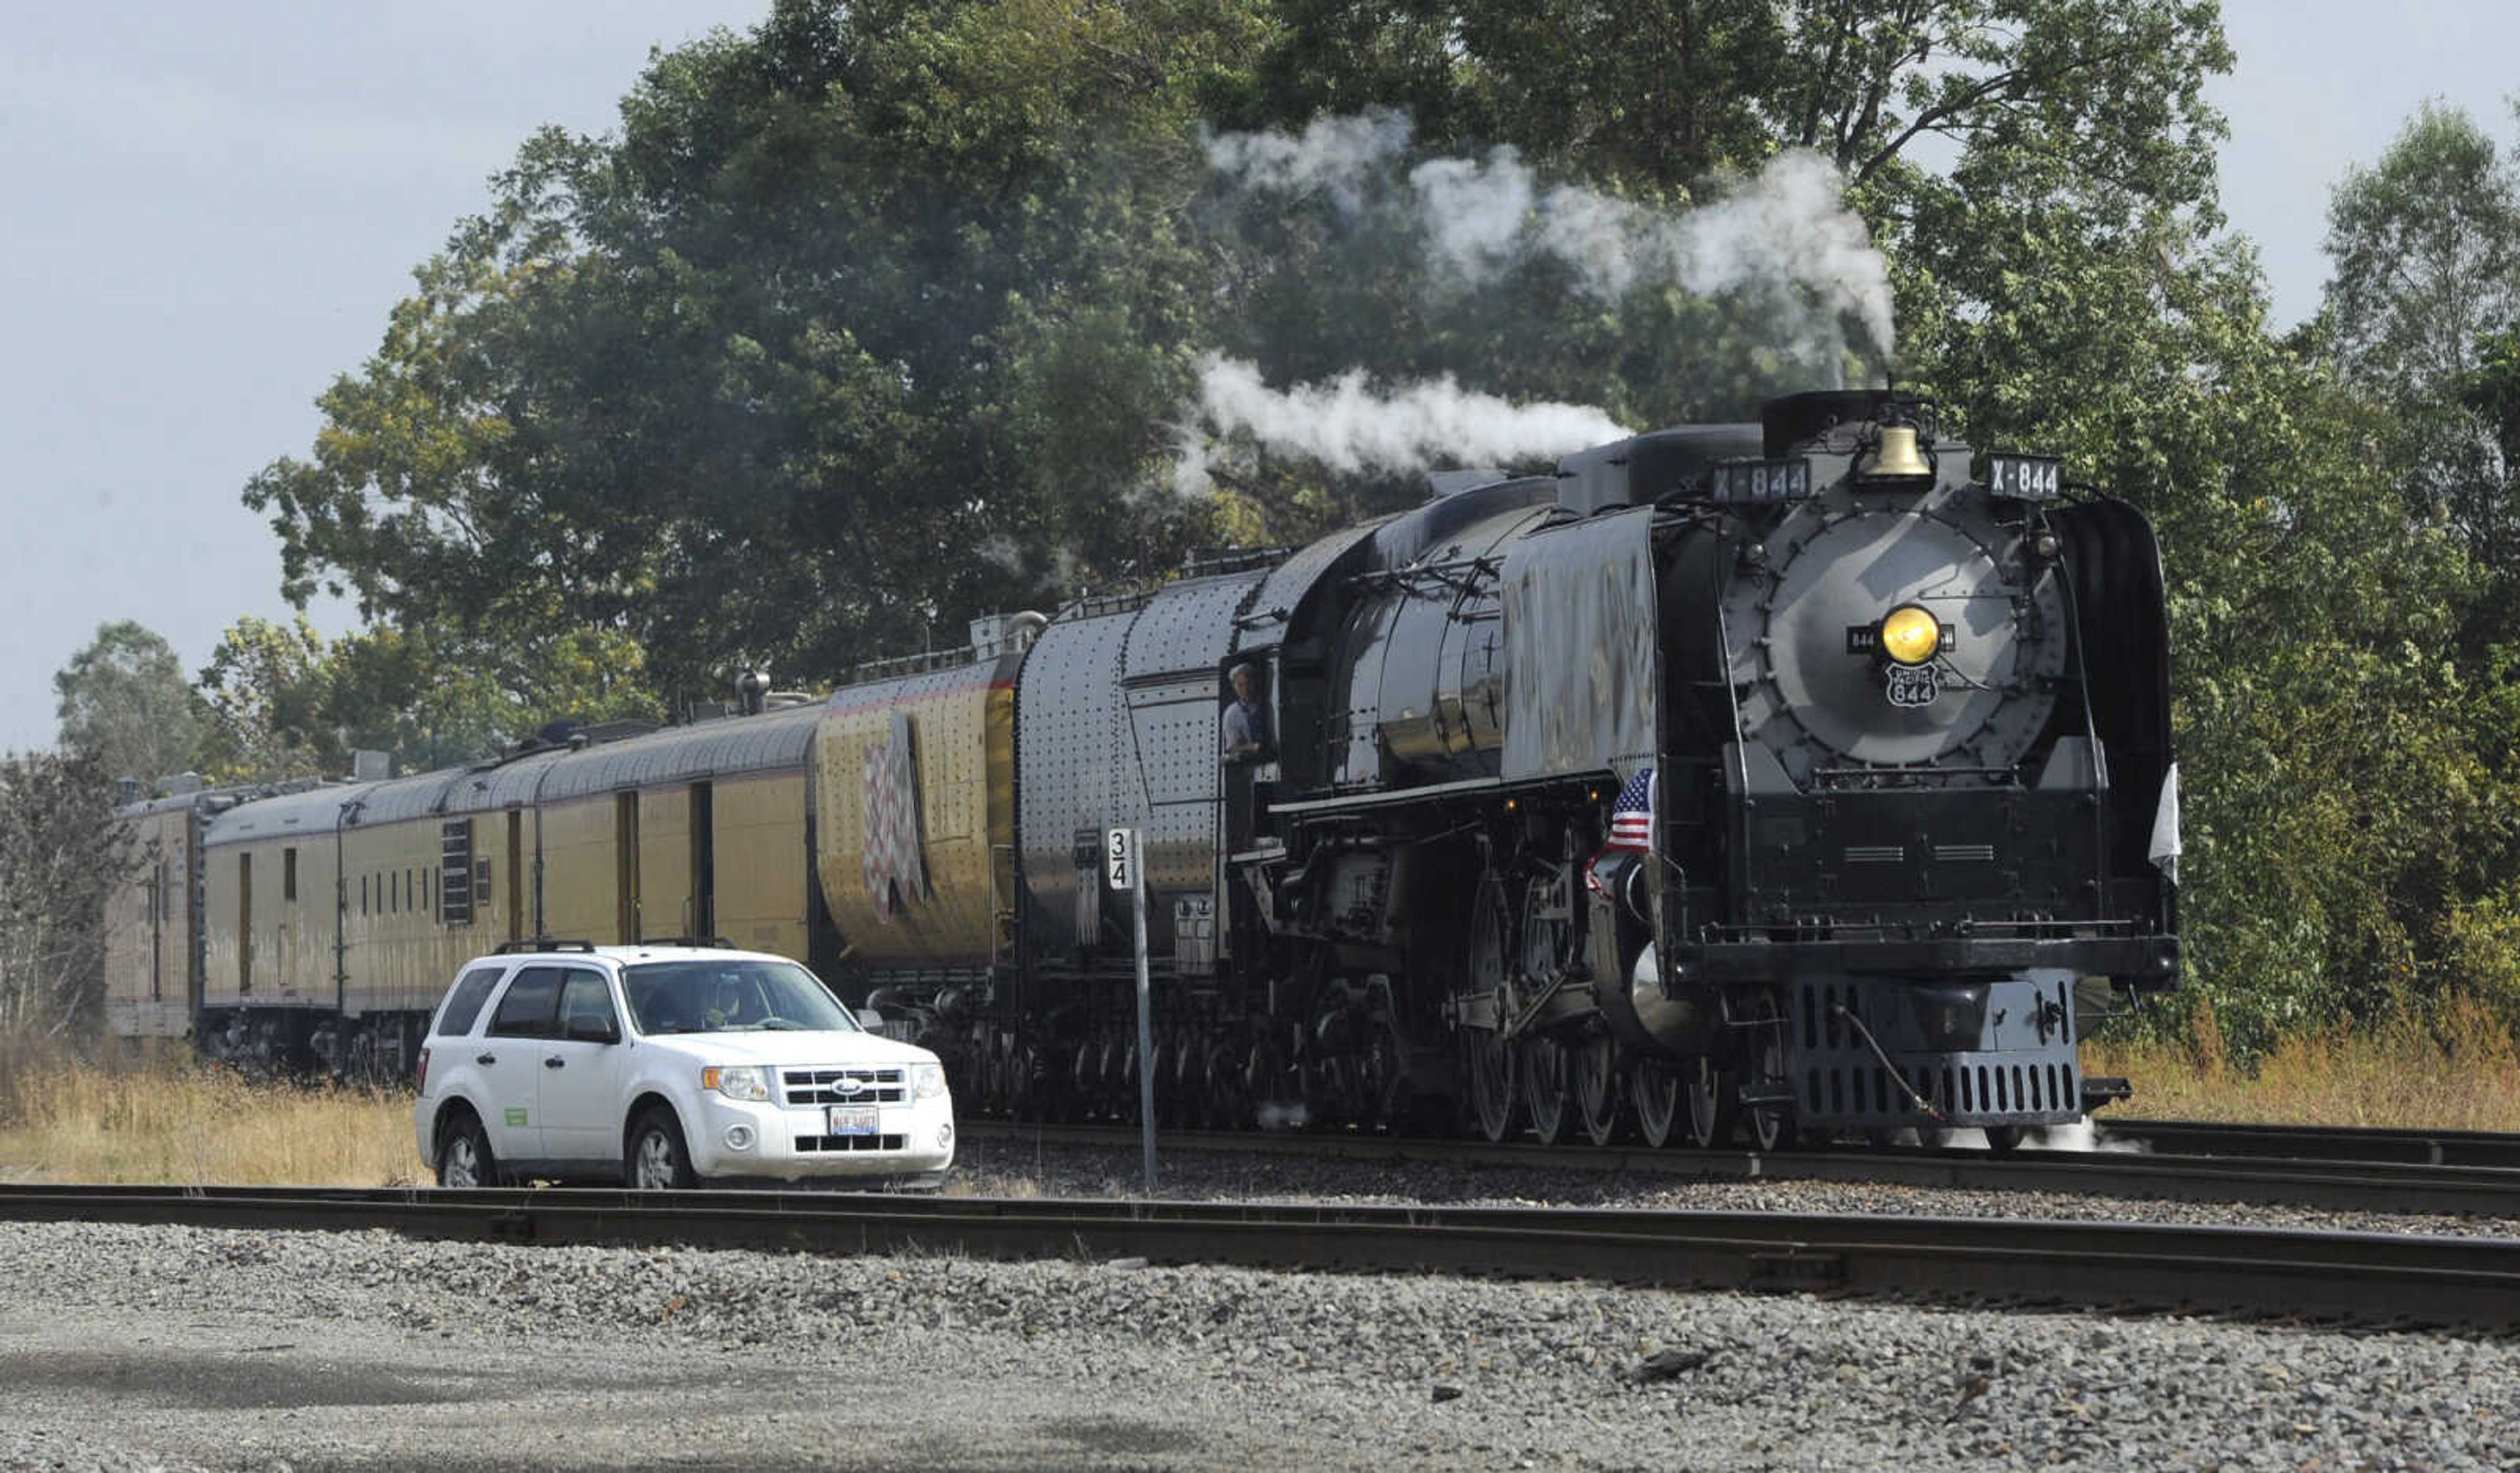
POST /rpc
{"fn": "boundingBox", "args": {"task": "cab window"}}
[488,966,566,1038]
[434,967,506,1038]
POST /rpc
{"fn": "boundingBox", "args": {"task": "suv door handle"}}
[476,1053,497,1066]
[544,1056,566,1069]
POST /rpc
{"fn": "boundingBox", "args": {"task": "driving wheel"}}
[1630,1057,1682,1147]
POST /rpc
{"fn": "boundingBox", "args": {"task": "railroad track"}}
[959,1120,2520,1218]
[4,1182,2514,1333]
[2108,1118,2520,1169]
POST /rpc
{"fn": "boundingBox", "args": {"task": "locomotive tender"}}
[106,389,2178,1149]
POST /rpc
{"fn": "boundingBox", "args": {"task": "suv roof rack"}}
[634,935,740,949]
[494,937,597,954]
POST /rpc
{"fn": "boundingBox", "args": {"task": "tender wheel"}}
[1167,1036,1204,1130]
[1246,1031,1298,1127]
[1684,1056,1738,1149]
[1204,1036,1251,1130]
[1573,1031,1622,1147]
[1007,1041,1042,1122]
[1520,1038,1571,1145]
[1630,1057,1682,1148]
[434,1111,495,1189]
[1984,1124,2027,1153]
[627,1108,698,1190]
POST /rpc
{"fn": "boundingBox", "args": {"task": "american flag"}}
[1603,767,1657,851]
[1586,767,1656,893]
[861,710,929,920]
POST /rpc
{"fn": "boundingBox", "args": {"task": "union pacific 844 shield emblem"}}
[861,710,929,919]
[1885,663,1940,708]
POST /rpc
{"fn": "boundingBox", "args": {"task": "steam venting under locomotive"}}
[108,389,2178,1151]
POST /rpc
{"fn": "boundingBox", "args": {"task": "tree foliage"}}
[51,621,205,787]
[247,0,1270,705]
[2324,102,2520,575]
[192,614,662,784]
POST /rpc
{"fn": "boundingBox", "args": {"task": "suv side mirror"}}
[855,1008,885,1032]
[566,1015,620,1045]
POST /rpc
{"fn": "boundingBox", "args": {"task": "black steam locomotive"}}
[110,389,2177,1151]
[1015,387,2179,1148]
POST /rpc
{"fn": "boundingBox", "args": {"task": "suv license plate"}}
[829,1105,879,1137]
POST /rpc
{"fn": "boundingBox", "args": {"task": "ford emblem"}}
[833,1077,864,1097]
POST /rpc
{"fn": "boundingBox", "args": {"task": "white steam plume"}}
[1205,112,1897,362]
[1178,354,1629,493]
[1202,111,1414,215]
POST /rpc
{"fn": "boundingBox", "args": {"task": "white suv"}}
[412,941,954,1189]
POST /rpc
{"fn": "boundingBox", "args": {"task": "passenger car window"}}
[488,966,566,1038]
[434,967,506,1038]
[556,970,618,1035]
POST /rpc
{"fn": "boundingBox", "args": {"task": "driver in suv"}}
[413,940,954,1190]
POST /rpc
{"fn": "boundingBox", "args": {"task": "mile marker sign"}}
[1106,826,1136,891]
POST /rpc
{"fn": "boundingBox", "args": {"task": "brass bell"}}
[1862,423,1933,484]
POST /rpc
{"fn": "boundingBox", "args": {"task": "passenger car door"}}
[481,965,566,1161]
[536,968,627,1164]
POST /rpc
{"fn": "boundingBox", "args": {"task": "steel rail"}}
[2107,1119,2520,1169]
[958,1121,2520,1219]
[3,1183,2515,1333]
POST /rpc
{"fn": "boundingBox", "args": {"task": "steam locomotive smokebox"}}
[1553,424,1760,515]
[1761,389,1899,456]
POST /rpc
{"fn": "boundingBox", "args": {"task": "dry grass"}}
[0,1040,424,1187]
[2086,994,2520,1130]
[8,994,2520,1187]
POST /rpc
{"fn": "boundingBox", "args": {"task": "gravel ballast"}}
[4,1218,2515,1472]
[946,1133,2520,1239]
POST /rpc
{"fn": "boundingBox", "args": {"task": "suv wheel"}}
[436,1112,495,1189]
[627,1108,698,1190]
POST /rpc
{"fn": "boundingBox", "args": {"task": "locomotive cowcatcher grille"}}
[1778,971,2084,1130]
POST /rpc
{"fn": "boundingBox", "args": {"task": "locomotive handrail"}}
[1267,771,1608,817]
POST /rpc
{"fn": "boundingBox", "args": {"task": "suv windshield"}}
[621,960,859,1036]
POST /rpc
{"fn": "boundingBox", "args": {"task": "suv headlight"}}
[702,1065,775,1103]
[912,1062,949,1100]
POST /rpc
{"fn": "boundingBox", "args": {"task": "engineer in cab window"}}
[1221,662,1269,763]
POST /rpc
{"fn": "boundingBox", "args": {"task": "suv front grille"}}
[782,1066,908,1106]
[795,1133,908,1153]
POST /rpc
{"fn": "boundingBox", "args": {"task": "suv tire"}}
[436,1111,496,1189]
[627,1107,698,1190]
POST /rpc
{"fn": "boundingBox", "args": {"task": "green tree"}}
[2322,102,2520,577]
[193,614,665,782]
[192,616,338,784]
[247,0,1270,699]
[51,621,205,787]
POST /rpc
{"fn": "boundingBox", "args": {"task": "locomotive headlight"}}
[1879,605,1942,666]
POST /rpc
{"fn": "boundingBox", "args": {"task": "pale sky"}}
[3,1,2512,758]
